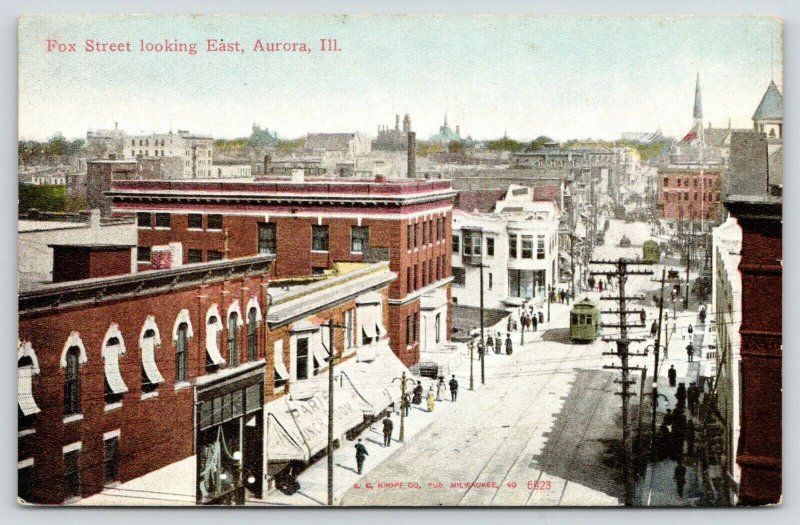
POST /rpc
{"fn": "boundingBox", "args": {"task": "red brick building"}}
[18,255,274,505]
[108,177,456,366]
[723,122,782,504]
[657,167,723,222]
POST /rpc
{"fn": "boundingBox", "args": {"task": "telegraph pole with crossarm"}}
[591,257,653,506]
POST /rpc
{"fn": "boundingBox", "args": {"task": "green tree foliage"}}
[278,138,305,152]
[487,137,523,152]
[19,184,67,212]
[528,135,556,151]
[447,140,465,154]
[19,135,85,165]
[416,142,443,157]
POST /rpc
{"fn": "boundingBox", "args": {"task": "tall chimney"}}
[407,131,416,178]
[395,114,400,131]
[456,125,460,137]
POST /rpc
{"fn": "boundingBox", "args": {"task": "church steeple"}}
[693,72,703,120]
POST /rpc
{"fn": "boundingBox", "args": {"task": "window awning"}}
[172,309,194,342]
[344,340,410,416]
[141,337,165,385]
[18,365,40,416]
[358,305,377,339]
[313,325,332,366]
[205,326,225,367]
[246,295,262,325]
[275,357,289,381]
[205,306,225,366]
[264,398,308,462]
[103,344,129,395]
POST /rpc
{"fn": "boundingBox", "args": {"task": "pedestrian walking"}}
[449,375,458,402]
[668,364,677,387]
[531,314,538,332]
[494,332,502,354]
[401,393,411,417]
[382,416,394,447]
[674,462,687,498]
[436,376,446,401]
[676,382,687,412]
[699,306,707,325]
[538,311,544,324]
[650,320,658,339]
[412,381,423,405]
[664,408,674,427]
[639,310,646,325]
[588,276,596,290]
[426,386,436,412]
[688,324,694,335]
[686,342,694,362]
[505,333,513,355]
[355,439,368,474]
[598,280,604,293]
[477,341,485,360]
[486,334,495,354]
[688,382,700,414]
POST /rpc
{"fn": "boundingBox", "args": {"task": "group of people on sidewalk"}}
[476,332,514,358]
[357,375,461,474]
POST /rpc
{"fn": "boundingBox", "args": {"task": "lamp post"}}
[392,371,417,442]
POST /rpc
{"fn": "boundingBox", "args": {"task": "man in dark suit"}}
[355,439,368,474]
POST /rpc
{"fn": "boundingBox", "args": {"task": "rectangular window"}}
[489,272,493,290]
[441,255,446,278]
[207,214,223,230]
[471,234,482,256]
[452,234,461,255]
[486,237,495,257]
[136,212,151,228]
[407,224,412,250]
[509,234,518,258]
[312,225,329,252]
[453,267,466,286]
[537,235,546,259]
[422,221,427,245]
[247,309,258,362]
[104,437,119,485]
[137,246,151,263]
[258,223,276,255]
[296,338,309,381]
[351,226,369,253]
[187,249,203,264]
[663,177,669,187]
[406,315,412,346]
[188,214,203,229]
[422,261,427,286]
[207,250,223,261]
[414,264,419,289]
[407,267,413,293]
[414,223,419,248]
[429,259,434,283]
[175,323,188,383]
[414,312,419,342]
[522,236,534,259]
[64,450,80,501]
[155,213,171,228]
[228,314,239,367]
[345,309,354,349]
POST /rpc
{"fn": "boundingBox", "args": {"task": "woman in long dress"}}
[436,377,446,401]
[426,386,436,412]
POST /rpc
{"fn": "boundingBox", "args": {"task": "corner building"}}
[109,177,456,366]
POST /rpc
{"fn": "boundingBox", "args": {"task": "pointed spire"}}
[693,73,703,120]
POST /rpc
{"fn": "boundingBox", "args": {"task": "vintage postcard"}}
[17,14,782,506]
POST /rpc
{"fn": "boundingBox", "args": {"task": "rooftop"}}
[752,81,784,121]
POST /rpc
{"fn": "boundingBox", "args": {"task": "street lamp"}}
[392,371,417,442]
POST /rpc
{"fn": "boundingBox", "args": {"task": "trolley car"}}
[642,240,660,263]
[570,298,600,343]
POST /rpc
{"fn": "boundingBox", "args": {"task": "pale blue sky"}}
[18,15,782,142]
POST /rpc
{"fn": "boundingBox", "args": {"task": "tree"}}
[528,135,555,151]
[447,140,464,154]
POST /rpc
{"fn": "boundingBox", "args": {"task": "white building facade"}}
[123,130,214,179]
[711,216,743,503]
[451,186,560,311]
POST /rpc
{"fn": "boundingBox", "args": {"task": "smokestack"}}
[115,122,118,130]
[395,114,400,131]
[263,154,272,176]
[456,125,460,137]
[407,131,416,178]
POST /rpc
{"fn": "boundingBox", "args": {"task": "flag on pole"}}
[682,128,698,142]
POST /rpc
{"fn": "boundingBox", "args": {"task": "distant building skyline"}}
[19,15,782,142]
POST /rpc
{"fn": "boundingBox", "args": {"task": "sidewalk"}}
[251,302,572,506]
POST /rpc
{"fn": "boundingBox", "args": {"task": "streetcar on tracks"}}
[642,240,660,263]
[570,298,601,343]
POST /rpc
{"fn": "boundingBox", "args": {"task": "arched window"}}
[175,323,189,383]
[205,305,225,373]
[247,307,258,361]
[140,316,164,394]
[64,347,81,416]
[228,311,239,367]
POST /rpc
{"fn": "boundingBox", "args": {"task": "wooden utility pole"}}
[651,269,666,452]
[479,264,485,385]
[592,257,653,506]
[327,319,335,506]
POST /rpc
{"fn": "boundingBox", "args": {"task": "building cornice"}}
[19,255,275,317]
